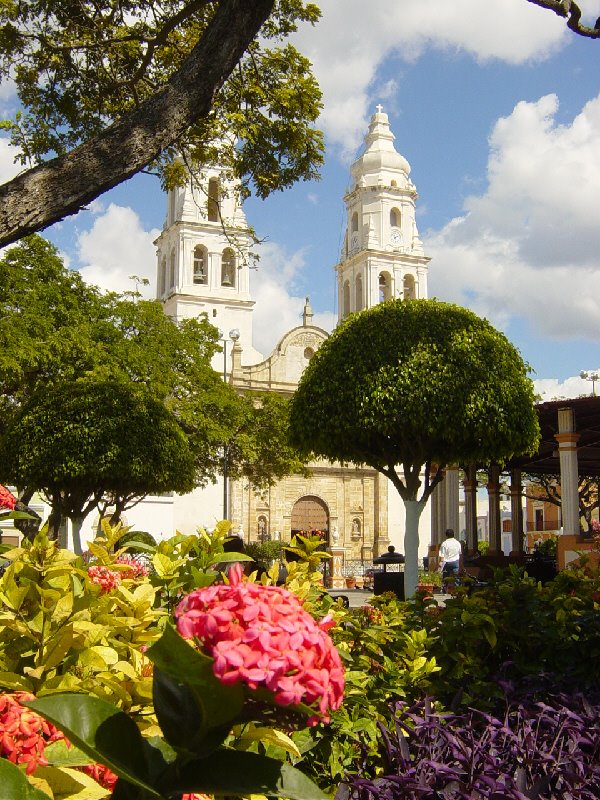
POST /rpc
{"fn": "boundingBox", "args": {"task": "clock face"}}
[391,229,401,245]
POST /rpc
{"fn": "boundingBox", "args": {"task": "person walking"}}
[438,528,462,591]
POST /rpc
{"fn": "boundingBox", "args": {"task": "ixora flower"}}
[115,553,150,579]
[175,563,344,725]
[1,692,118,787]
[0,692,64,774]
[87,564,122,592]
[0,484,16,511]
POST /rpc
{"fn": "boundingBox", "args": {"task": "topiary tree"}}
[289,300,540,596]
[0,378,196,551]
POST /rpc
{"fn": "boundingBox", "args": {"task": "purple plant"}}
[342,690,600,799]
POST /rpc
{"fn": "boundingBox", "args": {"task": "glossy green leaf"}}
[0,758,51,799]
[147,624,244,738]
[161,749,328,800]
[26,694,165,798]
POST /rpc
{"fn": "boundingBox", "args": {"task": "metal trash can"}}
[373,546,405,600]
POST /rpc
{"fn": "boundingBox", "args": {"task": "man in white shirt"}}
[438,528,462,590]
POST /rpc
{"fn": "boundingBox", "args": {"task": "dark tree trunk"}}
[0,0,275,247]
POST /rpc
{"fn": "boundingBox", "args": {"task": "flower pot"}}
[345,577,357,589]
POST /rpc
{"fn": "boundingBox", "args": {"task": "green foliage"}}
[0,378,197,533]
[245,539,285,570]
[289,592,440,791]
[417,565,600,708]
[0,0,324,200]
[0,527,161,715]
[149,521,252,611]
[290,300,539,477]
[0,237,306,527]
[477,539,490,555]
[289,299,540,595]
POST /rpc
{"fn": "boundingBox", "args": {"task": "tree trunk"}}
[0,0,275,247]
[403,498,426,598]
[70,517,84,555]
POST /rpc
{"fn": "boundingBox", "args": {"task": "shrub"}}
[345,685,600,799]
[415,565,600,708]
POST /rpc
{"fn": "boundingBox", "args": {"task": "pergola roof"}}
[507,396,600,477]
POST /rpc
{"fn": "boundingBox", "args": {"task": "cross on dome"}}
[375,104,384,114]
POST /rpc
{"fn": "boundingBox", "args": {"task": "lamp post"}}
[221,328,240,520]
[580,370,600,397]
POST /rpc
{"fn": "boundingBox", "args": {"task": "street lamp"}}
[221,328,240,520]
[580,370,600,397]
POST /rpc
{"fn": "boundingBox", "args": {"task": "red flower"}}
[0,484,16,511]
[175,564,344,724]
[0,692,64,774]
[87,565,121,592]
[115,553,150,579]
[81,762,118,790]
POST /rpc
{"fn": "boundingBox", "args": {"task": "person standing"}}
[438,528,462,591]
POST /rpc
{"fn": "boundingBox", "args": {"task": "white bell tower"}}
[155,164,262,370]
[336,106,430,322]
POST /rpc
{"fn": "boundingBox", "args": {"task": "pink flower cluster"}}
[175,564,344,725]
[0,692,64,774]
[87,565,121,593]
[0,484,16,511]
[115,553,150,579]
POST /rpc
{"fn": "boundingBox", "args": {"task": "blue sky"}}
[1,0,599,399]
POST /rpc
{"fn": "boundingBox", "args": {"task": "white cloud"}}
[295,0,568,155]
[427,91,600,340]
[77,203,159,297]
[0,137,23,184]
[250,242,335,355]
[534,373,600,402]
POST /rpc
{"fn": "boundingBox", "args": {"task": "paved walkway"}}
[327,588,450,608]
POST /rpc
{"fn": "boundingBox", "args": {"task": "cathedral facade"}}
[148,107,432,565]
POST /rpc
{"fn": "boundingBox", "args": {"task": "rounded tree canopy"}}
[289,299,540,472]
[0,378,196,498]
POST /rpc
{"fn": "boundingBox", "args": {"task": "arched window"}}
[351,211,359,233]
[221,248,236,287]
[390,207,401,228]
[355,274,363,311]
[403,274,416,300]
[391,179,398,187]
[169,250,176,290]
[379,272,391,303]
[207,177,219,222]
[193,246,207,284]
[343,280,350,318]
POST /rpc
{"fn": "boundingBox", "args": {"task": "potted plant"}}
[416,570,442,595]
[345,574,357,589]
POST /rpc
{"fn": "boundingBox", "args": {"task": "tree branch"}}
[525,0,600,38]
[0,0,275,248]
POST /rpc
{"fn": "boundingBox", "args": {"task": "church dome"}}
[351,106,411,186]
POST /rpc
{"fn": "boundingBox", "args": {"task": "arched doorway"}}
[290,495,329,539]
[290,495,330,584]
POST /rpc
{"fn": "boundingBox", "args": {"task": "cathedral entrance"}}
[290,495,330,584]
[290,495,329,539]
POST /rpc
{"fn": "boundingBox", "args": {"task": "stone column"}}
[555,407,581,536]
[430,468,444,545]
[445,465,460,538]
[509,468,524,554]
[463,464,478,554]
[487,465,502,553]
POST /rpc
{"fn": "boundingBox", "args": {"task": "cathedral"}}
[147,106,432,567]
